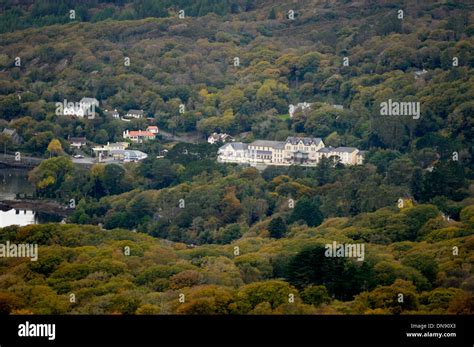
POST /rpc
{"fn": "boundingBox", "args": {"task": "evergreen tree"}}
[269,8,276,20]
[315,156,332,186]
[423,161,467,201]
[268,217,287,238]
[411,167,425,202]
[244,0,255,11]
[286,244,375,300]
[289,197,324,227]
[230,3,239,14]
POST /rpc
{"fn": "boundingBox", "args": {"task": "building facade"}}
[217,142,249,164]
[124,109,144,119]
[218,136,364,166]
[208,132,234,144]
[70,137,86,148]
[122,130,156,143]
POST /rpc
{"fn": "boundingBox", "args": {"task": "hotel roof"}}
[249,140,284,148]
[286,136,323,146]
[333,147,358,153]
[317,147,333,153]
[229,142,248,150]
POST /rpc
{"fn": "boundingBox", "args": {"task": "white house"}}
[328,147,360,165]
[124,109,144,119]
[289,102,312,118]
[93,142,130,157]
[70,137,86,148]
[217,142,249,164]
[208,132,233,144]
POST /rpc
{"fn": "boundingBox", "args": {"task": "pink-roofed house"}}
[146,125,159,134]
[123,129,156,143]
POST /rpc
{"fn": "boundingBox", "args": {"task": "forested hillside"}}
[0,0,473,149]
[0,0,473,315]
[0,212,473,314]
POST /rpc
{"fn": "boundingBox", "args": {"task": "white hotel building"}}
[218,137,364,166]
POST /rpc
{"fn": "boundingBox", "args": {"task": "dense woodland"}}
[0,209,473,314]
[0,0,473,150]
[0,0,473,314]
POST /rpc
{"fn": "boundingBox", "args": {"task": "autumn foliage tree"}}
[46,139,63,157]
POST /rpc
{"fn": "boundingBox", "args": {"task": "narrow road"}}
[0,154,96,167]
[0,131,204,169]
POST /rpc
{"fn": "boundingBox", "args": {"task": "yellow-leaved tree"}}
[46,139,63,157]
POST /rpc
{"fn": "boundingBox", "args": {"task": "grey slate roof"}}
[333,147,358,153]
[249,140,283,148]
[286,136,323,146]
[317,147,333,153]
[273,142,285,149]
[229,142,248,150]
[126,109,144,115]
